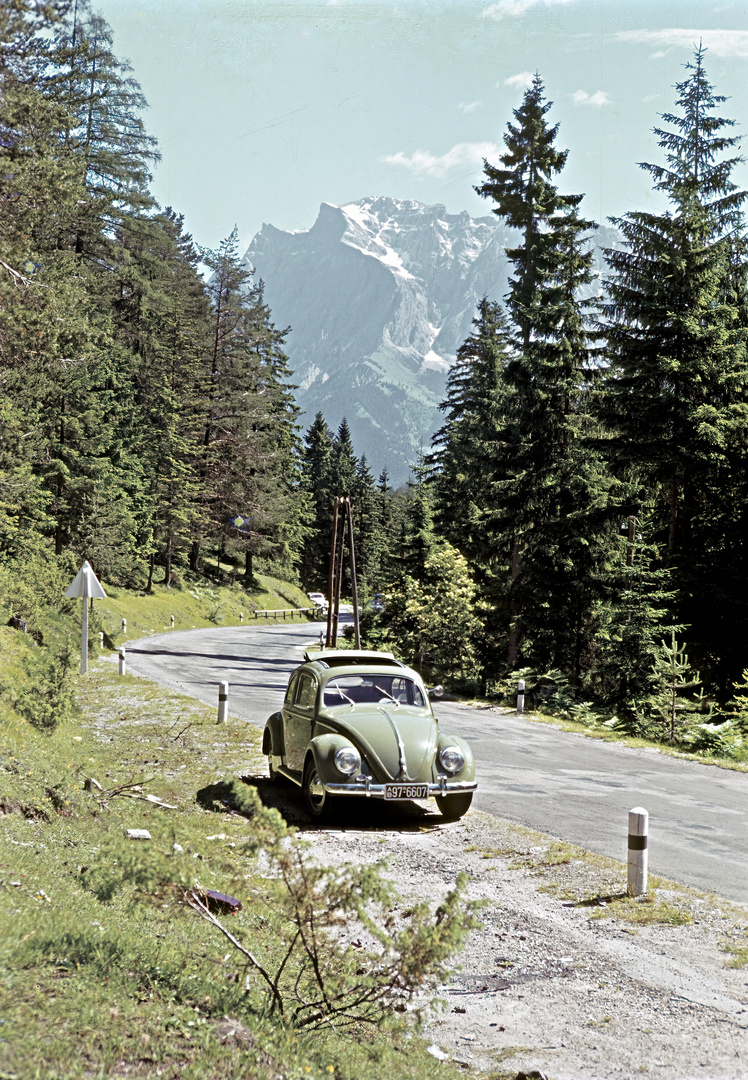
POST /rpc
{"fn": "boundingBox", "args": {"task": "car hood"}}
[326,707,438,783]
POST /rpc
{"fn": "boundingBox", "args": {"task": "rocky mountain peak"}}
[243,197,609,484]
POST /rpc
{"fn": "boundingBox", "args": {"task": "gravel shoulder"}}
[299,805,748,1080]
[105,645,748,1079]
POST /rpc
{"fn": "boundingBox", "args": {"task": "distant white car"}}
[307,592,328,608]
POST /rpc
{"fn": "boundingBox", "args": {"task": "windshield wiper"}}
[334,684,355,706]
[375,685,400,706]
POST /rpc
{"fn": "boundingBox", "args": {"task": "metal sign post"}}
[65,561,107,674]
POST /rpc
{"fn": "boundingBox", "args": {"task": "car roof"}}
[302,649,406,669]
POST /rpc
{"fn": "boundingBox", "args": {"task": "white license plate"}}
[384,783,428,801]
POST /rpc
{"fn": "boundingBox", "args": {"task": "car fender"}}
[262,712,283,756]
[437,732,475,783]
[305,732,360,782]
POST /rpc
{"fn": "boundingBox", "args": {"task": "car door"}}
[282,671,317,773]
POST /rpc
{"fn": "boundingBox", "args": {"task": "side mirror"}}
[428,685,444,699]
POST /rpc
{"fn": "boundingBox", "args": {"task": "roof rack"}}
[303,649,405,668]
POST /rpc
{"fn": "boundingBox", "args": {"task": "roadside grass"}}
[583,890,694,926]
[94,574,313,647]
[466,701,748,774]
[721,929,748,968]
[0,661,473,1080]
[463,830,734,931]
[723,945,748,968]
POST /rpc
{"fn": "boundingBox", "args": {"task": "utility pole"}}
[325,495,361,648]
[325,498,340,648]
[345,496,361,648]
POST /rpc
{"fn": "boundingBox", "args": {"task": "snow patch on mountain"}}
[242,197,615,484]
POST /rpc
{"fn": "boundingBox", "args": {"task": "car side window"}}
[295,673,317,710]
[285,672,299,705]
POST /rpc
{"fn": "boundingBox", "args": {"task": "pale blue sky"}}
[95,0,748,253]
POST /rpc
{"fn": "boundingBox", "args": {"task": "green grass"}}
[0,659,472,1080]
[584,891,695,926]
[94,573,314,646]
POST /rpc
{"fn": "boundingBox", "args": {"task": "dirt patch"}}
[291,803,748,1080]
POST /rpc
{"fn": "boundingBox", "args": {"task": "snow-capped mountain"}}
[243,196,614,484]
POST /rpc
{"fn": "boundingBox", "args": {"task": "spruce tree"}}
[299,413,335,591]
[191,229,302,580]
[600,46,748,689]
[473,75,615,679]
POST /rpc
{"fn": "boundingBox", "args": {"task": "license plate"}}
[384,783,428,801]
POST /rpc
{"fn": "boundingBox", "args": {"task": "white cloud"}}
[572,89,610,107]
[458,100,483,114]
[613,29,748,58]
[483,0,573,19]
[383,141,501,179]
[503,71,534,89]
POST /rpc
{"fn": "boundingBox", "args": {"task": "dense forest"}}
[2,1,748,754]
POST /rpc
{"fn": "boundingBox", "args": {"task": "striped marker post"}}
[118,648,126,676]
[627,807,649,896]
[217,681,229,725]
[517,679,525,714]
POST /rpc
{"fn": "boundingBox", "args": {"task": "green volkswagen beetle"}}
[262,649,476,822]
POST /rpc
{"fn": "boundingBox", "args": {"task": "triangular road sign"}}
[65,560,107,600]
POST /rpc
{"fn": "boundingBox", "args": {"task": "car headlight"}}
[334,746,361,776]
[439,746,465,774]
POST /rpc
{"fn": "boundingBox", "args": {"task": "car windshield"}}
[323,673,426,708]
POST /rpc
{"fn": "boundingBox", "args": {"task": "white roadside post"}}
[217,681,229,724]
[517,679,525,714]
[628,807,649,896]
[65,561,107,675]
[119,649,126,676]
[170,615,175,628]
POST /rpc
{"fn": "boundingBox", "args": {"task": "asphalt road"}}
[124,621,748,906]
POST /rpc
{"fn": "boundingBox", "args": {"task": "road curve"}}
[124,622,748,906]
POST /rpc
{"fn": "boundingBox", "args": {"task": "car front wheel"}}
[436,792,473,821]
[303,757,336,823]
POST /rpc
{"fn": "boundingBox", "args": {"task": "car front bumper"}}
[322,775,477,799]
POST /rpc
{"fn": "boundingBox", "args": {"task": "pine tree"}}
[473,75,616,679]
[121,210,211,587]
[44,0,159,265]
[191,229,303,580]
[352,453,380,596]
[329,418,358,497]
[592,511,679,710]
[600,46,748,689]
[299,413,335,591]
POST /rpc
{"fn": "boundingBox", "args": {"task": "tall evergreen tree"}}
[600,46,748,690]
[472,75,615,678]
[191,229,303,579]
[299,412,334,591]
[45,0,159,265]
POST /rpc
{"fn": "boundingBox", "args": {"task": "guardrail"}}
[252,606,325,620]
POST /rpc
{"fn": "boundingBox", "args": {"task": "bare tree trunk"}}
[507,536,522,667]
[668,482,679,554]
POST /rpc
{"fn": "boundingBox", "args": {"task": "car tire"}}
[436,792,473,821]
[303,757,336,823]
